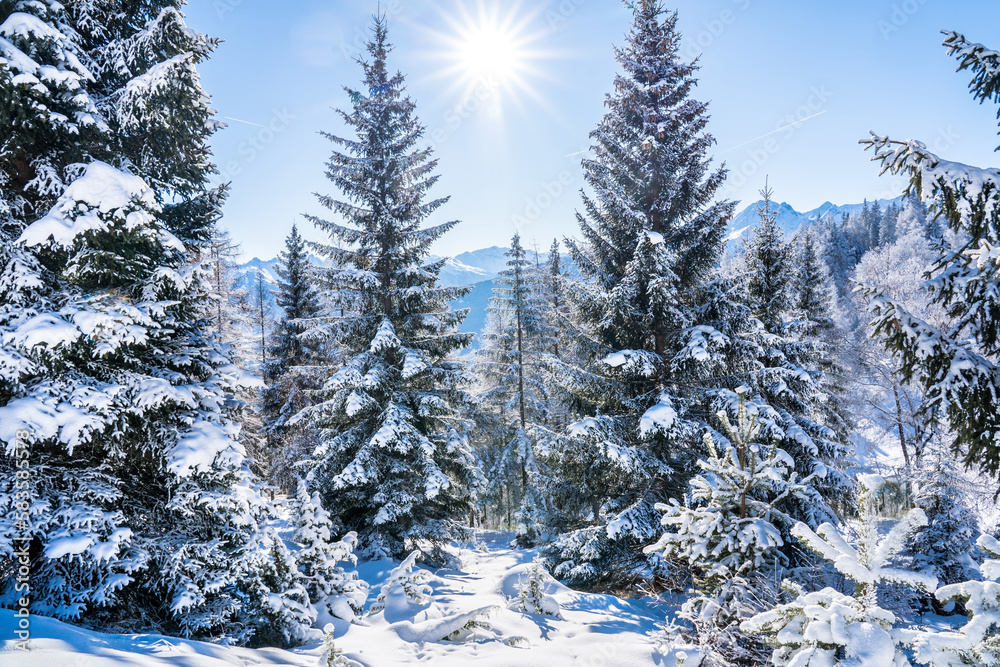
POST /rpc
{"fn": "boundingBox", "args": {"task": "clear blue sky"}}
[185,0,1000,261]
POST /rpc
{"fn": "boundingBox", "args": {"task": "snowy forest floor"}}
[0,530,664,666]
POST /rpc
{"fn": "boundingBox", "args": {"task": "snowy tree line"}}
[1,0,998,662]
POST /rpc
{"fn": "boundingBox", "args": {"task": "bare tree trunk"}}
[893,382,910,468]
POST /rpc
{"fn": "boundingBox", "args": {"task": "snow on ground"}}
[0,530,662,666]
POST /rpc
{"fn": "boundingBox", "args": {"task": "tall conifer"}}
[295,16,482,559]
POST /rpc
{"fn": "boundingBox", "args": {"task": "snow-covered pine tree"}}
[904,448,981,594]
[745,183,793,333]
[262,224,324,492]
[644,389,829,666]
[895,193,929,238]
[0,1,104,240]
[868,199,885,249]
[294,15,482,560]
[881,200,901,246]
[899,534,1000,666]
[742,476,937,667]
[543,0,737,587]
[291,481,369,623]
[507,558,563,619]
[794,227,856,480]
[796,227,837,335]
[740,188,852,511]
[861,30,1000,485]
[368,550,434,614]
[474,233,554,543]
[0,1,305,644]
[67,0,227,248]
[544,238,565,358]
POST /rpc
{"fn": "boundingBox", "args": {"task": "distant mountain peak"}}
[728,194,906,242]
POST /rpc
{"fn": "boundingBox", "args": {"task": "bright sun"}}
[457,20,524,82]
[428,1,548,112]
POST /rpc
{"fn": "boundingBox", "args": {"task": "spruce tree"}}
[477,233,553,433]
[745,183,793,332]
[904,448,981,593]
[295,16,482,560]
[741,189,852,509]
[0,1,302,642]
[474,233,554,543]
[546,0,737,585]
[644,390,828,666]
[0,1,104,240]
[796,228,836,332]
[795,227,854,446]
[545,238,565,358]
[262,224,323,492]
[861,30,1000,485]
[66,0,227,247]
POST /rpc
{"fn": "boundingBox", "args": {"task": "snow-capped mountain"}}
[430,246,519,287]
[238,195,902,339]
[726,195,905,243]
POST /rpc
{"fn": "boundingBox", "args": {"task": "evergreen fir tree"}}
[745,183,793,333]
[545,238,565,359]
[0,1,305,643]
[294,16,482,560]
[0,1,104,240]
[291,481,369,623]
[869,199,884,248]
[644,390,828,666]
[477,233,554,433]
[546,0,736,585]
[794,227,854,455]
[881,200,901,246]
[738,186,853,519]
[262,223,323,492]
[796,227,837,332]
[474,233,555,542]
[66,0,227,247]
[895,192,930,238]
[861,30,1000,485]
[743,476,936,666]
[904,448,981,593]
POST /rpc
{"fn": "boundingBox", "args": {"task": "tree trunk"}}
[893,382,911,469]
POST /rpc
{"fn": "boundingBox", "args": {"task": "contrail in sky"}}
[719,110,827,154]
[223,116,268,129]
[561,110,826,159]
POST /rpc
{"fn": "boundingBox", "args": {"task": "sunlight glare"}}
[458,20,522,83]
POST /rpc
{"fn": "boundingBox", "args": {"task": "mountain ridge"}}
[237,195,905,341]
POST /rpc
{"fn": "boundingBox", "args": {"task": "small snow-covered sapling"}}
[368,550,433,614]
[507,559,563,619]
